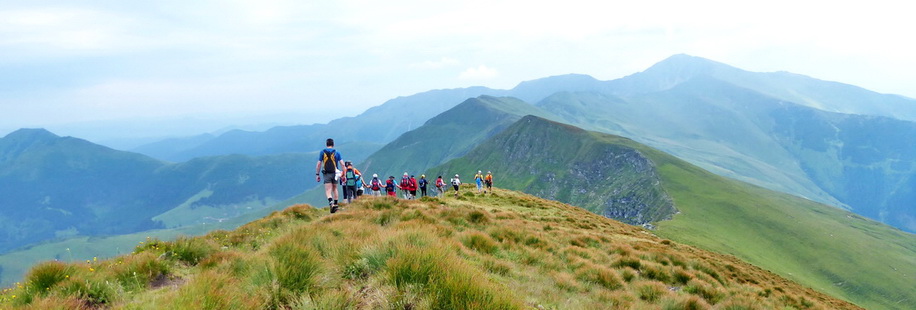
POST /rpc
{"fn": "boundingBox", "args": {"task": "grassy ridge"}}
[428,115,914,309]
[646,152,916,310]
[0,189,858,309]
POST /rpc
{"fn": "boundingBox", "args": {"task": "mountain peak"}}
[643,54,739,77]
[2,128,60,141]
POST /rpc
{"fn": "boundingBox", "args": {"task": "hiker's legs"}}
[324,183,334,205]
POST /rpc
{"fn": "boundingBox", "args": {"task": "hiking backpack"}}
[371,178,381,191]
[345,169,356,186]
[321,149,337,173]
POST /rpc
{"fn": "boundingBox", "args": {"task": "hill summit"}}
[1,189,858,309]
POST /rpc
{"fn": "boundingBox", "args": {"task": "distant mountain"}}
[0,129,314,254]
[610,54,916,121]
[360,95,557,179]
[132,75,615,162]
[432,116,915,310]
[538,73,916,232]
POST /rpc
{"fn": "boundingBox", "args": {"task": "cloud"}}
[459,65,498,80]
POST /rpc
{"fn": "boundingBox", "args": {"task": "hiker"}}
[435,176,445,196]
[355,173,365,197]
[418,175,429,197]
[474,170,484,193]
[485,171,493,193]
[341,161,361,203]
[367,174,383,196]
[385,176,397,197]
[408,175,419,199]
[315,138,345,213]
[451,174,461,197]
[398,173,412,199]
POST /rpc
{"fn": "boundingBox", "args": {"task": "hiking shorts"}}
[453,185,460,191]
[322,172,337,184]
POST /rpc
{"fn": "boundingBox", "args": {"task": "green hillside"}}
[360,95,556,179]
[0,129,317,285]
[1,190,859,309]
[538,75,916,232]
[433,116,915,310]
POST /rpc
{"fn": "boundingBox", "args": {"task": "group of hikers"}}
[316,138,494,213]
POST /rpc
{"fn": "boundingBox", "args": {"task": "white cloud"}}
[459,65,499,80]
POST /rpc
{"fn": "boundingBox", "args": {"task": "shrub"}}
[169,237,217,265]
[25,261,72,294]
[636,281,667,302]
[387,245,444,289]
[684,279,724,304]
[641,262,671,283]
[467,210,489,224]
[172,271,263,310]
[575,264,623,290]
[269,241,323,296]
[462,232,499,254]
[612,256,642,270]
[111,252,170,291]
[662,295,710,310]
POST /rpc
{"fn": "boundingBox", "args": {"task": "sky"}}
[2,0,915,144]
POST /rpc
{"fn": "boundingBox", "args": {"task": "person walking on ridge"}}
[367,174,383,196]
[408,175,419,199]
[435,176,445,197]
[485,171,493,193]
[418,175,429,197]
[385,176,397,197]
[398,173,412,199]
[451,174,461,197]
[341,161,362,204]
[316,138,345,213]
[474,170,484,193]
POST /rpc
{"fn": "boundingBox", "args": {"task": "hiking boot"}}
[330,204,339,213]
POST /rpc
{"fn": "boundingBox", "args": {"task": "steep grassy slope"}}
[433,116,676,225]
[433,116,915,310]
[1,190,859,309]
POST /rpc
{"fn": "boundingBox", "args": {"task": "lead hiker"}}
[316,138,345,213]
[474,170,484,193]
[485,171,493,193]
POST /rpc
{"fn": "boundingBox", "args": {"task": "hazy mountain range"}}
[2,54,914,308]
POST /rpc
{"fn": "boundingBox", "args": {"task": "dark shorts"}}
[453,185,460,191]
[409,190,417,196]
[323,172,337,184]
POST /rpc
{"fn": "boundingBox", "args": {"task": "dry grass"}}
[1,190,861,309]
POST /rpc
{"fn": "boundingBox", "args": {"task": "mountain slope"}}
[360,95,556,178]
[537,75,916,232]
[431,116,915,310]
[433,116,676,225]
[0,129,314,255]
[1,191,860,309]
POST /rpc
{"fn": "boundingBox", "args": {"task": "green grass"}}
[646,150,916,310]
[0,192,861,309]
